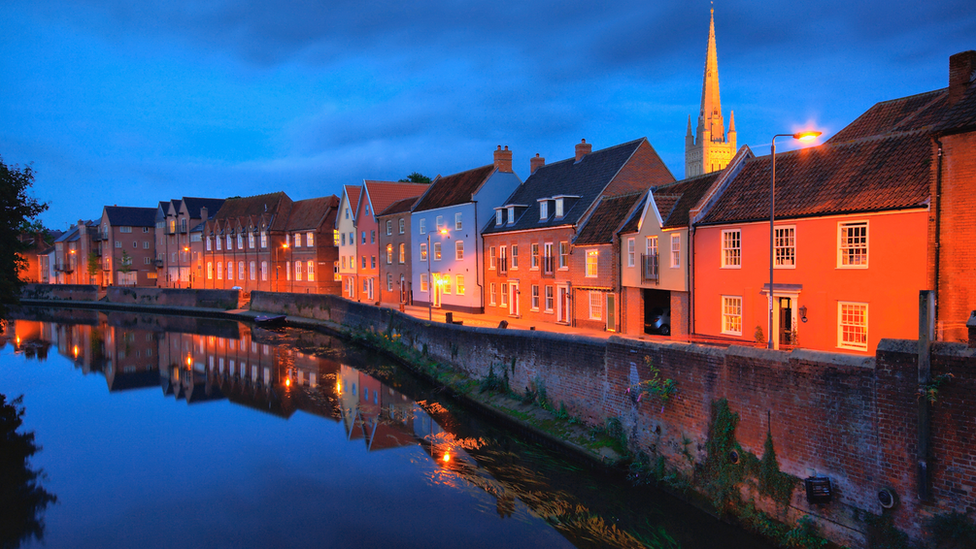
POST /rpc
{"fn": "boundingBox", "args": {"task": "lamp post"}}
[426,228,449,321]
[768,131,821,350]
[276,242,289,293]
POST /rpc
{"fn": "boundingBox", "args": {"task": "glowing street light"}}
[768,131,822,350]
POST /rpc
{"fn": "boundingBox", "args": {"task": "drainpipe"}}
[689,224,695,339]
[933,138,943,331]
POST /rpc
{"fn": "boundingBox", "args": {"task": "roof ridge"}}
[538,137,646,168]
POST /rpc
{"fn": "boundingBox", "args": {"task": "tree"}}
[86,251,99,285]
[398,172,432,183]
[0,157,48,319]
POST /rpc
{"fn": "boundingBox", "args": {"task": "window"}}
[455,240,464,260]
[559,241,569,269]
[722,230,741,268]
[342,233,346,246]
[585,249,598,277]
[365,203,370,215]
[436,215,444,230]
[456,275,464,295]
[295,234,303,248]
[295,261,303,281]
[206,237,212,251]
[386,220,392,235]
[387,273,393,291]
[589,291,603,320]
[307,232,314,246]
[545,286,554,312]
[499,246,507,273]
[370,256,375,269]
[540,200,548,220]
[839,221,868,267]
[544,242,554,273]
[370,230,375,244]
[286,261,290,281]
[500,283,508,306]
[489,283,497,305]
[775,226,795,267]
[386,244,393,264]
[345,207,350,219]
[217,262,223,280]
[227,262,233,280]
[261,230,268,248]
[507,206,515,225]
[143,241,150,249]
[398,243,405,264]
[511,245,518,269]
[361,231,366,244]
[442,275,451,294]
[238,261,245,280]
[237,234,244,250]
[531,243,540,269]
[420,218,427,235]
[420,243,428,261]
[627,238,635,267]
[261,261,268,281]
[333,230,339,246]
[248,232,255,249]
[455,212,462,230]
[349,232,353,244]
[420,273,429,292]
[495,210,503,226]
[489,246,496,269]
[306,261,314,281]
[247,261,255,280]
[433,242,441,261]
[555,198,564,218]
[722,296,743,335]
[531,285,540,310]
[115,240,121,248]
[399,218,405,234]
[341,256,346,269]
[226,235,232,250]
[671,234,681,268]
[132,240,138,249]
[838,302,868,350]
[120,226,132,233]
[207,261,213,280]
[362,256,367,269]
[216,237,221,251]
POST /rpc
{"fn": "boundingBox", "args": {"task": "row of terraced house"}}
[31,14,976,356]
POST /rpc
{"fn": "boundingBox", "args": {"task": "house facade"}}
[410,147,522,313]
[377,197,419,307]
[53,221,98,285]
[482,138,674,331]
[155,197,224,288]
[98,207,157,287]
[336,185,363,300]
[281,195,341,295]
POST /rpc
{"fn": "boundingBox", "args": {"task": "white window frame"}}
[774,225,796,268]
[489,246,496,269]
[511,245,518,269]
[489,282,497,305]
[495,209,503,226]
[386,220,392,236]
[419,218,426,235]
[436,215,444,230]
[539,200,548,221]
[433,242,442,261]
[386,244,393,265]
[399,218,405,234]
[456,274,464,296]
[420,273,429,292]
[544,285,554,313]
[531,243,540,270]
[721,296,743,336]
[721,229,741,268]
[627,238,635,267]
[559,241,569,269]
[838,301,868,350]
[530,284,540,310]
[455,212,462,230]
[838,221,868,268]
[307,260,314,282]
[671,234,680,268]
[588,291,603,320]
[585,249,598,277]
[420,243,428,261]
[455,240,464,260]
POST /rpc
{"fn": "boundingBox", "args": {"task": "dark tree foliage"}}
[0,157,49,318]
[398,172,432,183]
[1,393,57,549]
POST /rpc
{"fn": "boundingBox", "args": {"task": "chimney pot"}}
[530,153,546,174]
[948,50,976,106]
[575,139,592,162]
[493,145,513,173]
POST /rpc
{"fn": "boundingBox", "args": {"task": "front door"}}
[779,297,793,346]
[556,284,570,324]
[606,293,617,332]
[509,281,520,317]
[432,275,441,308]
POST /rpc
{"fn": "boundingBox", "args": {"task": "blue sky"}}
[2,0,974,228]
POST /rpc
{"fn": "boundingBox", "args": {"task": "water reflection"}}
[3,310,770,549]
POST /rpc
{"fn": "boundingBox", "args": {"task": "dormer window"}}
[507,206,515,225]
[555,198,564,218]
[539,200,548,221]
[495,209,503,226]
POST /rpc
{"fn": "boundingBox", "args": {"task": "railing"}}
[542,255,555,277]
[154,259,164,268]
[641,253,659,283]
[498,256,508,275]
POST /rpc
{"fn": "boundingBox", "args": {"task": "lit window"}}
[420,243,428,261]
[307,261,314,282]
[295,261,303,281]
[722,230,741,268]
[585,249,598,277]
[433,242,441,261]
[420,273,429,292]
[722,296,742,335]
[589,291,602,320]
[307,232,314,246]
[398,243,405,264]
[442,275,451,294]
[456,275,464,295]
[838,302,868,350]
[531,243,540,269]
[207,262,213,280]
[217,262,223,279]
[285,261,290,281]
[261,261,268,281]
[386,244,393,264]
[775,226,795,267]
[839,221,868,267]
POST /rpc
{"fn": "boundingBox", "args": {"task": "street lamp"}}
[183,246,190,288]
[426,228,449,321]
[276,242,289,293]
[768,131,821,350]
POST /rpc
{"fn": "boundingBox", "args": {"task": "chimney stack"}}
[200,206,208,221]
[948,50,976,106]
[493,145,513,173]
[530,153,545,175]
[575,139,592,162]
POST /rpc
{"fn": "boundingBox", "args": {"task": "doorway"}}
[509,281,520,317]
[779,297,793,346]
[606,293,617,332]
[556,284,570,324]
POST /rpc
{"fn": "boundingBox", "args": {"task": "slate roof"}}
[183,197,226,220]
[211,192,291,231]
[378,196,420,217]
[828,89,948,144]
[697,131,932,225]
[285,195,340,231]
[482,138,654,235]
[363,180,430,220]
[412,165,496,212]
[575,192,645,245]
[103,206,157,227]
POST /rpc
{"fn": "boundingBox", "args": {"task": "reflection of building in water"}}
[339,364,419,450]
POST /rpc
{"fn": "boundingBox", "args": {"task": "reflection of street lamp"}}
[426,228,449,321]
[768,131,821,350]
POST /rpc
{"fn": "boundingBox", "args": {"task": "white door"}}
[509,281,520,317]
[557,285,569,323]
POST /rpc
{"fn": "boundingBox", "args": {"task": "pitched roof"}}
[483,138,648,235]
[211,192,291,231]
[575,192,645,245]
[342,185,362,218]
[654,171,723,229]
[412,165,496,212]
[616,192,648,235]
[363,180,430,219]
[103,206,157,227]
[827,89,948,144]
[285,195,340,231]
[697,131,932,225]
[378,196,420,217]
[936,81,976,134]
[182,197,226,220]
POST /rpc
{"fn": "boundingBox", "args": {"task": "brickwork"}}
[934,132,976,341]
[377,212,414,306]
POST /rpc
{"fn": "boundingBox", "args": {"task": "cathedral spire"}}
[698,7,725,143]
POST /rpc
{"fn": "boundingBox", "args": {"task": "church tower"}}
[685,8,737,177]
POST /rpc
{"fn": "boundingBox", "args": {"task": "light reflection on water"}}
[0,309,771,549]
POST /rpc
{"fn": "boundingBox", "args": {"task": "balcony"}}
[641,253,659,283]
[154,259,164,268]
[542,255,555,278]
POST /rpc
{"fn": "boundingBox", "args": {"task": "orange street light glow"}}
[794,131,822,141]
[442,452,451,463]
[439,229,449,235]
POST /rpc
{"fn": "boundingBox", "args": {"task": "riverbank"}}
[14,287,976,549]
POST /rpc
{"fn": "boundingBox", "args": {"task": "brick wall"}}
[106,287,240,309]
[20,283,98,301]
[934,132,976,341]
